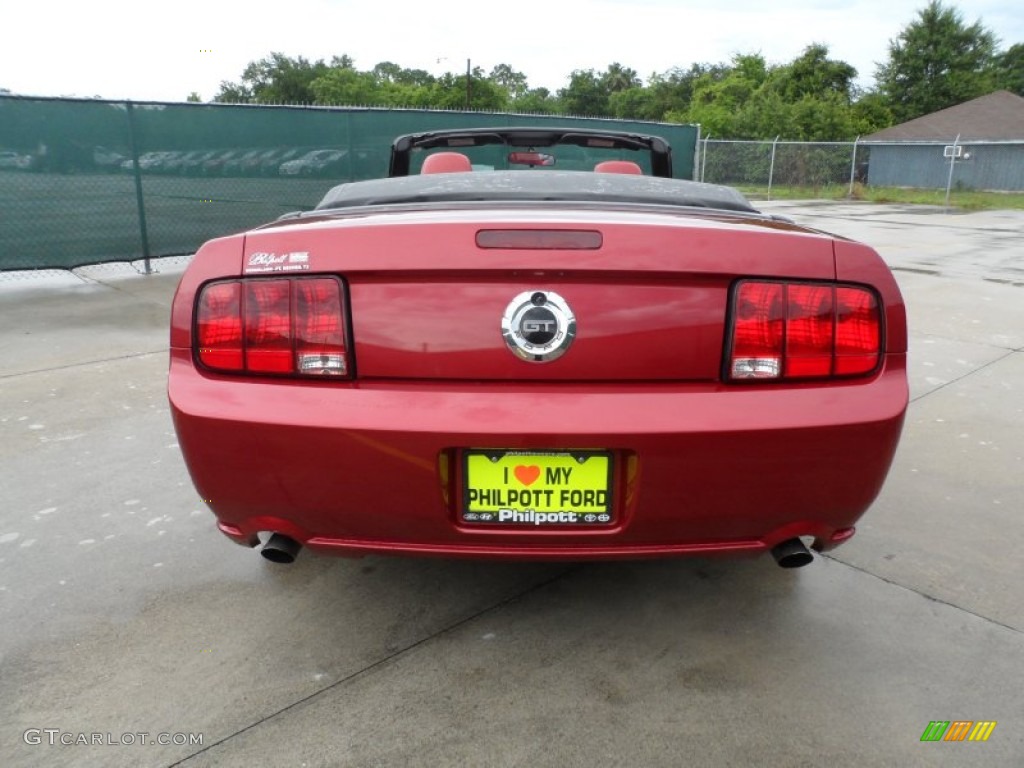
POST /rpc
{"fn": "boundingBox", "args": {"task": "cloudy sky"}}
[3,0,1021,102]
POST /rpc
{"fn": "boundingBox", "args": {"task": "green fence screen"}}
[0,96,697,271]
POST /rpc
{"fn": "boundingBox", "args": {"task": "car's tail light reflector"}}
[785,284,834,378]
[730,282,784,379]
[728,281,880,381]
[295,279,348,375]
[196,282,243,371]
[245,280,292,373]
[196,277,349,378]
[835,287,882,376]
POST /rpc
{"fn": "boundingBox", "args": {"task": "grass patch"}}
[736,183,1024,211]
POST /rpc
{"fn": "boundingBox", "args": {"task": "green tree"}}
[514,87,561,114]
[849,92,894,135]
[186,91,203,103]
[372,62,435,87]
[216,52,332,104]
[427,68,508,110]
[684,54,769,135]
[489,64,529,100]
[645,64,725,121]
[993,43,1024,96]
[601,63,641,93]
[787,93,858,140]
[875,1,998,122]
[309,67,378,105]
[559,69,610,116]
[732,90,795,138]
[214,81,251,103]
[365,62,437,105]
[770,44,857,102]
[609,87,655,119]
[676,49,873,140]
[371,61,403,84]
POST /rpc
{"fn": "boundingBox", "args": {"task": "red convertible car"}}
[168,127,907,567]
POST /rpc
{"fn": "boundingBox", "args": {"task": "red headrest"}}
[421,152,473,174]
[594,160,643,175]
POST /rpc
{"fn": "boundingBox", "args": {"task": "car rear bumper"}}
[168,350,908,561]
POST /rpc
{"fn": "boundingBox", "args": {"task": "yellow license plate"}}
[462,450,614,525]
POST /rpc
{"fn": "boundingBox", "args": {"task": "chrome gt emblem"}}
[501,291,576,363]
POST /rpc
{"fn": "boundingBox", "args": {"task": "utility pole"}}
[439,56,472,109]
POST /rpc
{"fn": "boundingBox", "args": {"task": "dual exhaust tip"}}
[770,538,814,569]
[259,533,814,568]
[261,533,302,564]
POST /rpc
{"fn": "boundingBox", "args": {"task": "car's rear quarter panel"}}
[169,208,908,559]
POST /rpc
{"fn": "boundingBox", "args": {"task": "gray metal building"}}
[863,91,1024,191]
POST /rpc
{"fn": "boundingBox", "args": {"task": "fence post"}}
[125,101,152,274]
[847,136,860,198]
[346,110,355,181]
[701,133,710,182]
[767,135,780,199]
[693,124,702,181]
[944,133,960,211]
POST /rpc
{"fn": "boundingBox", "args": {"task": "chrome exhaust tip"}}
[261,533,301,564]
[770,538,814,569]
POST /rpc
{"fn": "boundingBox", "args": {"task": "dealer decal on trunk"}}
[245,251,311,274]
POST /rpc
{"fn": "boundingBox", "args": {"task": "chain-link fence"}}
[698,138,867,197]
[0,96,697,271]
[698,137,1024,201]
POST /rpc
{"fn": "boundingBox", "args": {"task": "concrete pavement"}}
[1,204,1021,767]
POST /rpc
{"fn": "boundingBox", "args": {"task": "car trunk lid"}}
[242,209,836,382]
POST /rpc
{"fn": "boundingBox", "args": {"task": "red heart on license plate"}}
[514,465,540,486]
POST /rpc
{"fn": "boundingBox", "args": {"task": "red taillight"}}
[835,287,881,376]
[196,282,243,371]
[245,280,292,373]
[731,282,784,379]
[294,279,347,375]
[196,277,349,378]
[728,281,881,381]
[785,284,834,378]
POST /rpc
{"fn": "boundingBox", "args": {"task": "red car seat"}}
[421,152,473,174]
[594,160,643,175]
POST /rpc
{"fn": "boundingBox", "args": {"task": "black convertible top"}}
[313,171,757,214]
[388,127,674,178]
